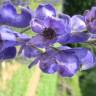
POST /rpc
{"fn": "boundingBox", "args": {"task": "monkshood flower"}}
[58,14,90,44]
[28,46,95,77]
[0,26,30,59]
[28,48,59,73]
[31,4,71,47]
[31,16,70,47]
[59,46,96,70]
[0,2,32,28]
[84,7,96,33]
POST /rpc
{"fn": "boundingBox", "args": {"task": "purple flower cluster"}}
[0,1,96,77]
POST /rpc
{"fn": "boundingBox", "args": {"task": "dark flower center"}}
[43,28,56,40]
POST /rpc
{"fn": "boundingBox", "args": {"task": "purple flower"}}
[30,4,70,47]
[0,2,95,77]
[28,46,95,77]
[0,26,30,60]
[29,47,79,77]
[39,49,58,74]
[59,46,96,70]
[84,7,96,33]
[0,26,30,52]
[0,2,32,28]
[58,32,90,44]
[58,14,89,44]
[56,50,80,77]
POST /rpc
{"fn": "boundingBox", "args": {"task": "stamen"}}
[43,28,56,40]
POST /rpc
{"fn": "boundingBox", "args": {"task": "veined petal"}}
[59,13,71,33]
[59,13,71,24]
[63,48,88,59]
[39,61,58,74]
[58,32,89,44]
[26,35,45,48]
[66,47,96,70]
[31,18,45,33]
[56,52,80,77]
[34,4,56,19]
[45,16,70,36]
[39,52,58,74]
[27,34,56,48]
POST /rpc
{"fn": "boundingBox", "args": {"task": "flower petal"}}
[0,2,32,28]
[40,62,57,74]
[58,32,89,44]
[39,52,58,74]
[34,4,56,19]
[56,52,80,77]
[80,50,96,70]
[11,7,32,28]
[31,18,45,33]
[27,35,44,48]
[0,41,19,52]
[59,13,71,33]
[0,26,29,41]
[64,48,88,59]
[27,34,56,48]
[66,47,96,70]
[39,61,58,74]
[45,16,70,36]
[0,27,29,51]
[0,47,16,60]
[87,20,96,33]
[23,46,40,58]
[85,7,96,22]
[0,2,16,22]
[71,15,87,32]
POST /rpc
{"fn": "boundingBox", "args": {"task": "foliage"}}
[63,0,96,15]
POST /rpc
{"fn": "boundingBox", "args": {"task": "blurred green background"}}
[0,0,96,96]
